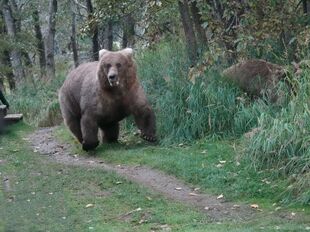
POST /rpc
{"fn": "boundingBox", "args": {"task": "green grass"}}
[1,123,310,231]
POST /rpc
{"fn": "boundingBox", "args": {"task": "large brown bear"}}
[222,59,286,101]
[59,48,157,151]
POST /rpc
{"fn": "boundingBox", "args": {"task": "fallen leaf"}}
[139,219,148,224]
[217,194,224,199]
[85,204,94,208]
[189,192,198,196]
[250,204,259,209]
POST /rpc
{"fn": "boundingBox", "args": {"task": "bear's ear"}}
[121,48,133,58]
[99,49,109,59]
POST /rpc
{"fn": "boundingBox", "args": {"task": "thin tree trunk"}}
[122,14,135,48]
[2,0,24,81]
[45,0,57,79]
[10,0,32,67]
[190,1,207,46]
[105,21,113,50]
[86,0,99,60]
[32,8,46,76]
[71,0,79,67]
[178,0,198,65]
[302,0,310,14]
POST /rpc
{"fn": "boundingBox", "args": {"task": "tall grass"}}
[7,71,65,126]
[244,70,310,204]
[136,40,278,143]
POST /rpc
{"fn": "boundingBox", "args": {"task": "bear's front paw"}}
[82,141,99,151]
[141,133,157,143]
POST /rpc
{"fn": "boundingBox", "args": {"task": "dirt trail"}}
[29,127,256,222]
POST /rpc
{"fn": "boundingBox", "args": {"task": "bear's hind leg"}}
[65,117,83,143]
[100,123,119,143]
[81,113,99,151]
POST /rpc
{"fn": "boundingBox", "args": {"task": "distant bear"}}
[222,59,286,101]
[59,48,157,151]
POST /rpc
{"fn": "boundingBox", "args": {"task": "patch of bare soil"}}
[29,127,257,222]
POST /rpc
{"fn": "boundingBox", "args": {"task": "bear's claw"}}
[141,134,157,142]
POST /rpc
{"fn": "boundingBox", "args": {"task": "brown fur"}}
[223,59,286,101]
[59,48,156,151]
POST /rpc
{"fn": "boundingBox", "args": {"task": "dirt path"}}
[29,127,256,222]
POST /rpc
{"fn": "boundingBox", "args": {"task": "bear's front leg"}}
[133,105,157,142]
[81,113,99,151]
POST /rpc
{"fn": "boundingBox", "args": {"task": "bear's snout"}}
[107,68,119,87]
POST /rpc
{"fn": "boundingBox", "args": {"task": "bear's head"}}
[97,48,136,90]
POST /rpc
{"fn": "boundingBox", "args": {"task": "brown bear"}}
[222,59,286,101]
[59,48,157,151]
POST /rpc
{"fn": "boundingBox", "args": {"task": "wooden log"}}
[4,114,23,124]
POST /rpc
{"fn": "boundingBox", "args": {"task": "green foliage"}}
[197,0,310,62]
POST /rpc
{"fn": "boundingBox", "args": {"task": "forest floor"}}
[1,123,310,231]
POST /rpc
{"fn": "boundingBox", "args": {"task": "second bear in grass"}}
[59,48,157,151]
[222,59,286,102]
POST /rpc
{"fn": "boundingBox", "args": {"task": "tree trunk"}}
[10,0,32,67]
[178,0,198,65]
[303,0,309,13]
[32,8,46,76]
[190,1,207,47]
[105,21,113,50]
[45,0,57,79]
[71,0,79,67]
[122,14,135,48]
[86,0,99,60]
[2,0,24,81]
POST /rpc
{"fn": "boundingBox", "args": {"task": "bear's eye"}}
[104,63,111,69]
[116,63,122,68]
